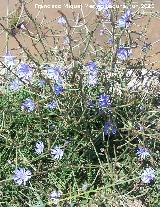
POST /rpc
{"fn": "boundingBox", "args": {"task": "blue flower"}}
[139,124,144,131]
[51,146,64,160]
[118,9,132,28]
[47,66,62,81]
[107,38,113,45]
[3,51,16,67]
[87,100,96,108]
[99,94,111,108]
[117,48,132,61]
[9,79,23,92]
[104,122,117,136]
[54,83,63,96]
[58,16,66,25]
[88,74,97,86]
[86,61,97,71]
[141,167,155,184]
[88,73,97,86]
[118,17,127,28]
[136,147,150,160]
[19,23,27,30]
[16,63,33,82]
[21,98,36,112]
[141,43,151,53]
[103,9,111,19]
[123,9,132,20]
[96,0,112,12]
[63,36,70,45]
[13,167,31,185]
[38,79,46,87]
[50,190,63,204]
[86,61,98,86]
[48,101,58,110]
[35,141,44,154]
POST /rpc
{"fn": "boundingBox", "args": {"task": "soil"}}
[0,0,160,69]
